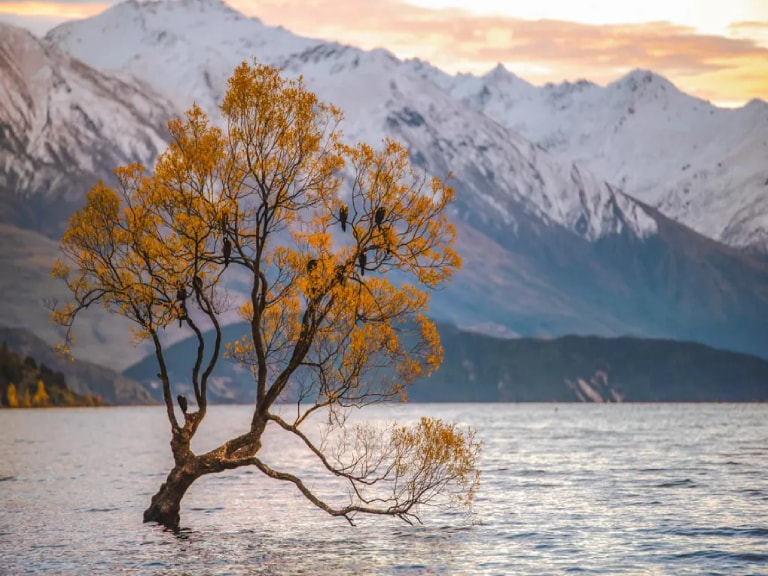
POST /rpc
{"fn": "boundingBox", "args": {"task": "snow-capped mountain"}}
[0,21,176,236]
[408,60,768,253]
[44,0,656,243]
[3,0,763,360]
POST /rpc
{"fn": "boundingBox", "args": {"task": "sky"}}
[1,0,768,107]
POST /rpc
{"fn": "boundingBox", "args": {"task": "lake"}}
[1,404,767,574]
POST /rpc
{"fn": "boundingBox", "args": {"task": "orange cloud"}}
[729,21,768,31]
[0,1,107,18]
[2,0,766,105]
[236,0,768,105]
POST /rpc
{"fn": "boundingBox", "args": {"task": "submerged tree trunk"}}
[143,464,200,531]
[143,422,264,531]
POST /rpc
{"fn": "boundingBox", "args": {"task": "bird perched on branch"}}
[358,252,367,276]
[222,237,232,268]
[307,259,318,273]
[335,264,346,286]
[375,207,386,230]
[176,284,187,327]
[177,394,188,413]
[339,205,348,232]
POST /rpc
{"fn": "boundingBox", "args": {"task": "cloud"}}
[229,0,768,105]
[1,0,767,104]
[729,20,768,31]
[0,1,107,18]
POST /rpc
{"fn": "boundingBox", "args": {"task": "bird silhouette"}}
[223,237,232,268]
[335,264,346,286]
[339,205,348,232]
[177,394,188,413]
[176,284,187,327]
[358,252,367,276]
[374,207,386,230]
[307,259,318,273]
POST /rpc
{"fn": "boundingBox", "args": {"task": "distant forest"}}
[0,342,105,407]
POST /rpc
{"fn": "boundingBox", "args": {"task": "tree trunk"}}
[143,464,199,531]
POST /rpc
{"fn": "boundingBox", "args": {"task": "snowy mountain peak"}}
[744,97,768,110]
[542,78,598,101]
[482,63,534,90]
[45,0,319,112]
[120,0,242,16]
[609,68,680,99]
[43,0,661,243]
[408,56,768,252]
[485,63,510,79]
[0,20,174,232]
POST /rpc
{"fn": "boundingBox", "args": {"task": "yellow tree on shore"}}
[6,383,18,408]
[32,380,50,407]
[51,61,479,531]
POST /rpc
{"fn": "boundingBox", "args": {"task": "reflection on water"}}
[1,404,767,574]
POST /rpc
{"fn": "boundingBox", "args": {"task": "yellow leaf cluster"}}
[392,417,481,508]
[52,59,460,413]
[6,383,18,408]
[32,380,50,407]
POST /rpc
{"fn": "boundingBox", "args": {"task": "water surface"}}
[1,404,767,574]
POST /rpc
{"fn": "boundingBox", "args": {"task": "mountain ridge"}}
[124,321,768,404]
[0,3,764,361]
[0,20,175,237]
[407,59,768,253]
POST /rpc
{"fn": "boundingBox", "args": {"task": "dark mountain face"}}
[427,188,768,361]
[423,324,768,403]
[123,321,768,404]
[124,323,257,405]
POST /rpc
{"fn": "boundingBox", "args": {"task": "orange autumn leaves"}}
[52,60,460,404]
[51,60,479,518]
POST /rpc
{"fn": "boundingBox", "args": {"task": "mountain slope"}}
[408,61,768,253]
[124,322,768,403]
[0,224,152,370]
[421,324,768,402]
[0,21,175,237]
[44,0,656,242]
[37,0,768,358]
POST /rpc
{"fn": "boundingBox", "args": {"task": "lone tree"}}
[51,61,479,531]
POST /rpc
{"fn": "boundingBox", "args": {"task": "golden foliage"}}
[52,59,477,523]
[392,417,480,508]
[32,380,50,407]
[324,415,481,520]
[53,59,460,410]
[6,383,18,408]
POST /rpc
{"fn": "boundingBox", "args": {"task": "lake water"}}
[1,404,767,575]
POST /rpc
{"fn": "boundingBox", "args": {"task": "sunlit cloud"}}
[1,0,767,106]
[0,1,107,18]
[0,1,108,34]
[234,0,768,105]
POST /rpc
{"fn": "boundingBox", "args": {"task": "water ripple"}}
[1,404,766,575]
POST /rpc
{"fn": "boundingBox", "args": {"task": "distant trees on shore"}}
[0,342,105,407]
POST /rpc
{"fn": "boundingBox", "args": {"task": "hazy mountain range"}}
[1,0,767,378]
[124,322,768,404]
[410,61,768,254]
